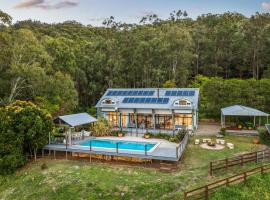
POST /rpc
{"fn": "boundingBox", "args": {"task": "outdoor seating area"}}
[194,137,234,150]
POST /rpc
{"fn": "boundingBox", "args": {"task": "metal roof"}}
[221,105,269,117]
[56,113,97,127]
[96,88,199,110]
[266,124,270,134]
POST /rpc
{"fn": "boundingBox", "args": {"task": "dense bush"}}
[91,118,112,137]
[258,128,270,146]
[0,101,53,174]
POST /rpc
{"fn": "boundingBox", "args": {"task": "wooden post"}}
[241,155,244,166]
[226,178,229,186]
[226,158,228,170]
[42,149,44,157]
[205,186,209,200]
[261,166,264,175]
[116,142,119,154]
[66,150,68,160]
[210,162,213,176]
[145,144,147,156]
[184,192,187,200]
[256,152,258,163]
[53,150,56,159]
[89,140,92,163]
[244,172,247,182]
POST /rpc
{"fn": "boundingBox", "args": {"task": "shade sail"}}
[56,113,97,127]
[221,105,269,117]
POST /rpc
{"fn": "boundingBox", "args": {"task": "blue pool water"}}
[79,139,156,151]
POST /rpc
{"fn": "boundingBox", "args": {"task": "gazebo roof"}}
[221,105,269,117]
[55,113,97,127]
[266,124,270,134]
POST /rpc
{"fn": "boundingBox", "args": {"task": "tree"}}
[162,80,176,88]
[0,10,12,26]
[0,101,53,174]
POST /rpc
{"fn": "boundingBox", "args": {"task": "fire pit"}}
[207,142,216,147]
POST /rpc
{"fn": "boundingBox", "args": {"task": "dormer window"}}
[102,99,116,105]
[174,99,191,106]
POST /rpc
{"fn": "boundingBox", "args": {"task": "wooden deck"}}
[43,136,189,162]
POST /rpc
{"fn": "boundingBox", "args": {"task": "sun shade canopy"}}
[55,113,97,127]
[221,105,269,117]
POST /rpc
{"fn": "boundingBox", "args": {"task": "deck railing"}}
[176,133,189,159]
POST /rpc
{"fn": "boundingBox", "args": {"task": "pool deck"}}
[43,136,180,161]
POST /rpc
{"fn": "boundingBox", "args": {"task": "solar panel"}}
[176,91,182,96]
[122,98,169,104]
[107,91,113,96]
[165,90,195,96]
[106,90,155,96]
[183,91,189,96]
[189,91,195,96]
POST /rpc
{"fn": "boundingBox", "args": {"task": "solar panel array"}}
[107,90,155,96]
[122,97,169,104]
[165,90,195,96]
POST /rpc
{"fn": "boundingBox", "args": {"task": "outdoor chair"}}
[194,139,200,145]
[202,138,211,143]
[216,139,225,145]
[227,143,234,149]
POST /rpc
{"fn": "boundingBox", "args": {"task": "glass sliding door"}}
[174,114,192,127]
[107,112,118,127]
[137,114,153,129]
[155,115,173,129]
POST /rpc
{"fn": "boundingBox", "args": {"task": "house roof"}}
[56,113,97,127]
[221,105,269,117]
[96,88,200,110]
[266,124,270,134]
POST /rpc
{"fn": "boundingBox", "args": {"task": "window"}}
[102,99,116,105]
[173,99,192,106]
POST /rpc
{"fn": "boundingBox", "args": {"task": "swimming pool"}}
[79,139,157,151]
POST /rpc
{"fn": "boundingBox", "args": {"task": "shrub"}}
[91,118,112,137]
[258,128,270,146]
[41,163,48,170]
[220,128,226,136]
[176,129,187,141]
[110,131,126,137]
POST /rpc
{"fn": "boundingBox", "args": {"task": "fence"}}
[176,133,189,159]
[184,164,270,200]
[210,148,270,175]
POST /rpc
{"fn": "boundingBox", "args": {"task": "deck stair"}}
[159,161,178,172]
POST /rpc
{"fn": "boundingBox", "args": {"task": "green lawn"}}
[0,135,268,200]
[210,173,270,200]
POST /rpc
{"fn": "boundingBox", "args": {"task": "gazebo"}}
[53,113,97,145]
[221,105,269,128]
[266,124,270,134]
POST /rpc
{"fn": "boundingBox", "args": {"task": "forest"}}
[0,10,270,118]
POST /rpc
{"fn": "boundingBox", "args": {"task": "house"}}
[95,88,199,133]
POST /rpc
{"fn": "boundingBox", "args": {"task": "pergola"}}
[221,105,269,128]
[53,112,97,145]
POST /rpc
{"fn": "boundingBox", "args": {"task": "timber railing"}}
[184,164,270,200]
[176,133,189,159]
[210,148,270,175]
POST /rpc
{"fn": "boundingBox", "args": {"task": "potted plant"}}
[252,137,260,144]
[118,131,124,137]
[144,133,150,139]
[237,124,243,130]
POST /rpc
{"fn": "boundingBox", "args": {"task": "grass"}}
[210,173,270,200]
[0,135,268,200]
